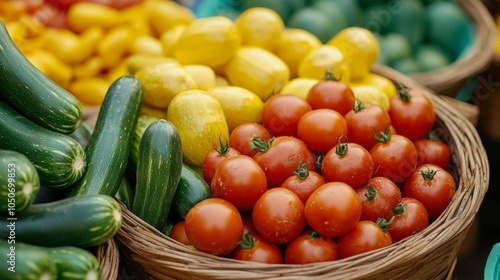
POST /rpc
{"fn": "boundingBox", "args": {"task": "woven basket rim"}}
[115,65,490,280]
[406,0,496,94]
[97,237,120,280]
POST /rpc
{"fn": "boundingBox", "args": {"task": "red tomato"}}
[241,213,258,235]
[356,177,402,222]
[32,3,68,29]
[388,197,429,243]
[232,231,283,264]
[306,76,355,115]
[305,182,362,238]
[253,136,316,189]
[184,198,243,255]
[78,0,143,9]
[344,100,392,150]
[389,87,436,141]
[401,164,456,219]
[252,188,306,244]
[45,0,78,10]
[170,221,190,246]
[338,220,393,259]
[321,141,374,188]
[413,136,451,170]
[296,109,348,153]
[229,123,271,158]
[284,230,339,264]
[281,165,325,205]
[370,131,418,185]
[262,94,312,137]
[211,155,267,211]
[202,142,241,184]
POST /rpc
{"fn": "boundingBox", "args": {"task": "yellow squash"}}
[206,86,263,132]
[167,89,229,167]
[224,46,290,100]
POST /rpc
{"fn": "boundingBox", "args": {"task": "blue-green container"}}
[485,243,500,280]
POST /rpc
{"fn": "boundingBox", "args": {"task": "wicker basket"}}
[115,65,489,280]
[96,238,121,280]
[409,0,496,97]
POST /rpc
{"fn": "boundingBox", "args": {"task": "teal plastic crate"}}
[485,243,500,280]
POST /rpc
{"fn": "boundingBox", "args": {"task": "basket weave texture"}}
[115,65,489,280]
[97,238,120,280]
[409,0,496,96]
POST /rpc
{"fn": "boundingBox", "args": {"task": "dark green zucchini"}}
[45,246,101,280]
[0,102,86,188]
[0,194,122,248]
[130,114,160,164]
[132,120,183,230]
[0,149,40,213]
[68,120,94,149]
[0,20,82,134]
[67,75,143,197]
[116,177,134,210]
[0,239,57,280]
[173,163,211,219]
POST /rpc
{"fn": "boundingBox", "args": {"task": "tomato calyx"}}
[335,137,349,157]
[393,202,407,216]
[426,130,442,142]
[251,136,275,153]
[321,69,340,82]
[294,162,310,181]
[352,98,366,113]
[364,185,378,201]
[305,230,321,240]
[315,153,324,174]
[419,167,439,182]
[374,127,392,144]
[238,229,255,250]
[214,136,231,155]
[376,217,394,232]
[396,84,412,103]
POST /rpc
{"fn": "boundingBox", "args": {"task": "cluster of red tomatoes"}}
[170,77,457,264]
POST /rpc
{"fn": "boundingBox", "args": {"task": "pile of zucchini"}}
[0,19,212,279]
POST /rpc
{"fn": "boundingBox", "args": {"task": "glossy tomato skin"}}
[229,123,271,158]
[262,94,312,137]
[184,198,243,255]
[305,182,362,238]
[338,220,393,259]
[344,102,392,150]
[296,109,348,153]
[284,231,339,264]
[388,197,429,243]
[370,134,418,185]
[232,232,283,264]
[389,88,436,141]
[401,164,456,219]
[414,138,451,170]
[321,142,374,188]
[356,177,402,222]
[281,169,325,205]
[211,155,267,211]
[252,188,306,244]
[253,136,316,189]
[202,146,241,184]
[306,80,355,115]
[170,221,191,245]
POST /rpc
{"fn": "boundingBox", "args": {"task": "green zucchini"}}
[173,163,211,219]
[0,150,40,213]
[0,239,57,280]
[116,177,134,210]
[132,120,183,230]
[68,75,143,197]
[45,246,101,280]
[130,114,160,164]
[0,194,122,248]
[0,20,82,134]
[0,102,86,188]
[69,121,94,149]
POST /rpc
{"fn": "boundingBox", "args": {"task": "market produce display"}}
[0,0,481,278]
